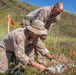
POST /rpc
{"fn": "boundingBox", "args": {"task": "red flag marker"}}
[7,15,15,28]
[72,51,75,56]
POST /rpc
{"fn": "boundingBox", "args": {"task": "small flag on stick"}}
[7,15,15,33]
[7,15,15,28]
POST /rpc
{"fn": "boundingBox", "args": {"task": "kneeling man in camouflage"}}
[0,20,57,73]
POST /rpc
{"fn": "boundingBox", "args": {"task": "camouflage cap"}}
[27,20,47,35]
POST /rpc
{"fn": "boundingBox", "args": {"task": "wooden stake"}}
[7,15,10,33]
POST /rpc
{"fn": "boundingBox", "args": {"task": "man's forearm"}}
[28,60,46,72]
[45,53,53,60]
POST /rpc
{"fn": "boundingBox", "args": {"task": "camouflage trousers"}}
[0,47,13,73]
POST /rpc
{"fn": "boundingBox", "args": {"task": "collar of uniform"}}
[25,28,35,47]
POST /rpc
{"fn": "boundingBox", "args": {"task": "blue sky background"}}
[22,0,76,14]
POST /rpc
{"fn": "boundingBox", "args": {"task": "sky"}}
[22,0,76,14]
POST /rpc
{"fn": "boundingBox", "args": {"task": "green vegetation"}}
[0,0,76,75]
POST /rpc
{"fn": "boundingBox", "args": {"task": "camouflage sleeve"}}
[50,14,60,26]
[55,14,60,21]
[34,38,49,55]
[45,14,60,31]
[13,35,30,65]
[35,9,46,21]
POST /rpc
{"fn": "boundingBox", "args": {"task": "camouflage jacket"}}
[26,6,60,32]
[0,28,49,65]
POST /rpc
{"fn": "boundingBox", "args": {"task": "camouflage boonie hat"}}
[27,20,47,35]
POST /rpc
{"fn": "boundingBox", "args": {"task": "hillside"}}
[0,0,39,21]
[51,11,76,38]
[0,0,76,38]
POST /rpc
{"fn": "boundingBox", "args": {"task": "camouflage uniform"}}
[26,6,60,29]
[0,27,49,73]
[21,6,60,65]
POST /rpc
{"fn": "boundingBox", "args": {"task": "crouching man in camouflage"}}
[0,20,57,73]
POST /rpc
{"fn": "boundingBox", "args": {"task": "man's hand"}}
[45,53,58,66]
[50,59,58,66]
